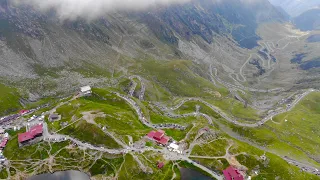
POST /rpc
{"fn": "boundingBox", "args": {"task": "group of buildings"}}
[146,129,182,154]
[146,130,245,180]
[0,108,34,126]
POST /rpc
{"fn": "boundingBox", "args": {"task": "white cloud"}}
[12,0,190,20]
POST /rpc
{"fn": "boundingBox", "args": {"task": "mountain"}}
[294,8,320,31]
[140,0,286,49]
[0,0,286,98]
[2,1,320,179]
[274,6,291,20]
[268,0,320,17]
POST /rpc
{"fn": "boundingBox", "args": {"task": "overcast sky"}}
[12,0,191,20]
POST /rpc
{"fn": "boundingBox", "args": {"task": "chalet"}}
[147,130,170,146]
[18,124,43,145]
[80,86,92,96]
[223,166,244,180]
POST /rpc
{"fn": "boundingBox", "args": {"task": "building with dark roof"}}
[49,114,60,122]
[223,166,244,180]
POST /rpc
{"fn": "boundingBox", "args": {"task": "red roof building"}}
[154,130,164,141]
[18,124,43,143]
[223,166,244,180]
[19,110,29,115]
[18,132,34,143]
[157,162,164,169]
[146,130,170,146]
[147,131,156,139]
[29,124,43,137]
[0,138,8,149]
[159,136,170,145]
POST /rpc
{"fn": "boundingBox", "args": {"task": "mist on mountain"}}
[11,0,191,20]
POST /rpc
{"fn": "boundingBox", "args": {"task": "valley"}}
[0,0,320,179]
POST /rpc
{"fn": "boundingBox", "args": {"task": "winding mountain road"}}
[128,75,146,101]
[158,88,317,128]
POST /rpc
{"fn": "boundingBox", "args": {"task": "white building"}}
[3,133,8,138]
[168,143,182,154]
[80,86,92,96]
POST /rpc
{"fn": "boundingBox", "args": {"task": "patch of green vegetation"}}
[165,125,192,141]
[118,154,145,179]
[145,141,153,147]
[50,141,70,154]
[228,139,320,180]
[137,59,228,98]
[66,60,111,78]
[0,168,8,179]
[9,167,16,176]
[173,165,181,180]
[53,147,96,169]
[191,138,229,157]
[184,123,206,146]
[229,92,320,167]
[190,158,229,171]
[25,97,57,110]
[237,153,318,180]
[133,77,142,94]
[118,78,131,94]
[138,151,175,180]
[118,153,174,180]
[4,134,49,161]
[53,88,152,142]
[0,83,22,116]
[89,158,122,176]
[32,64,61,78]
[143,81,172,102]
[60,120,121,149]
[174,101,221,119]
[173,98,260,123]
[149,111,196,125]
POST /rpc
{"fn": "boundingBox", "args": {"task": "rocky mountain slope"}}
[0,0,285,97]
[1,0,320,117]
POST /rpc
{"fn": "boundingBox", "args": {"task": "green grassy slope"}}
[137,59,229,99]
[0,84,21,116]
[230,92,320,167]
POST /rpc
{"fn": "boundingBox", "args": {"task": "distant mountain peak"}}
[269,0,320,17]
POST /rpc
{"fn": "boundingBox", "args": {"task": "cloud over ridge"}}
[12,0,190,20]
